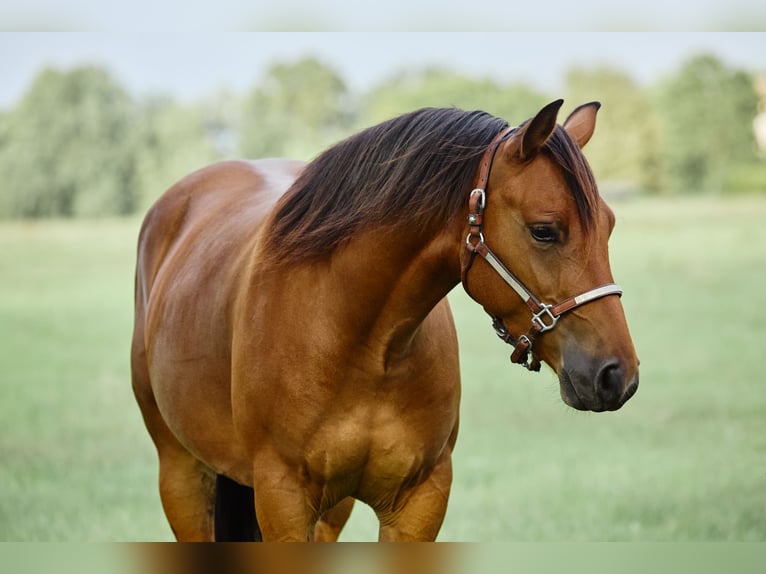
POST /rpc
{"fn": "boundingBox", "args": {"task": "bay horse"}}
[131,100,639,542]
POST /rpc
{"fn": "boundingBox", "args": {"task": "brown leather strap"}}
[492,316,542,371]
[462,127,512,287]
[473,126,513,191]
[510,330,541,372]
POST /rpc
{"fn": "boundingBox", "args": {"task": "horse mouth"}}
[559,370,589,411]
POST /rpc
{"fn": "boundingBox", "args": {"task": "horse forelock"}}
[542,126,601,233]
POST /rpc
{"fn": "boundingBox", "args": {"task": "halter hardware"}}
[531,304,559,333]
[461,126,623,371]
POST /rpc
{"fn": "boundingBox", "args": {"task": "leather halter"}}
[461,127,623,371]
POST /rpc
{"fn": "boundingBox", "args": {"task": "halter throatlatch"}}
[461,127,623,371]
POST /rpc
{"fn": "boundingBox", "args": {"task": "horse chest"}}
[300,395,455,498]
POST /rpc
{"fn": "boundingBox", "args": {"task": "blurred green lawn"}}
[1,196,764,541]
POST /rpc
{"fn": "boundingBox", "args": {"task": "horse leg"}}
[133,391,217,541]
[250,452,320,542]
[155,440,217,541]
[313,497,355,542]
[132,347,216,540]
[135,387,216,541]
[376,452,453,542]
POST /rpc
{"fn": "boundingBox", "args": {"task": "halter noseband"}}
[461,127,623,371]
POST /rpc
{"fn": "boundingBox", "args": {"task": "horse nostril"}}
[595,360,623,405]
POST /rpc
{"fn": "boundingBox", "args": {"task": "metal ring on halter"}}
[465,231,485,247]
[491,316,510,340]
[516,335,534,368]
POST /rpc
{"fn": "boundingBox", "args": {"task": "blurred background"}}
[1,33,765,216]
[1,33,765,543]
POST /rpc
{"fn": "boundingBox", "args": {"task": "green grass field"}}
[1,196,764,541]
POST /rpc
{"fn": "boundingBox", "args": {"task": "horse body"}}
[133,158,462,541]
[132,102,639,541]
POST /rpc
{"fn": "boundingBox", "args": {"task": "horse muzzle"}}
[558,355,639,412]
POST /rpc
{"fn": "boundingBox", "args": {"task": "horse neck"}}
[257,219,464,366]
[346,224,461,341]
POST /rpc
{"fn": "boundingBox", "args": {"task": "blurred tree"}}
[239,57,354,160]
[359,68,549,127]
[653,54,760,193]
[0,66,139,218]
[3,52,760,222]
[565,67,661,194]
[133,94,229,211]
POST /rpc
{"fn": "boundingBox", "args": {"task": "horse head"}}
[461,100,639,412]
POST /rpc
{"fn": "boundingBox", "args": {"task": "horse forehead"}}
[497,155,575,213]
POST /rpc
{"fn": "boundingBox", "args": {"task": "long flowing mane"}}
[262,107,598,263]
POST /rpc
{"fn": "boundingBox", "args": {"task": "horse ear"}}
[518,99,564,161]
[563,101,601,149]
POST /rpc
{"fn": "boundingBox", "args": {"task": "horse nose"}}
[595,360,639,409]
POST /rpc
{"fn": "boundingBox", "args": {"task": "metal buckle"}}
[531,304,559,333]
[470,188,486,209]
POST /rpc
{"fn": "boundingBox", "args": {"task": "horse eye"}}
[529,226,559,243]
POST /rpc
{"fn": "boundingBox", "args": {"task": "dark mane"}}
[262,108,507,263]
[262,107,598,263]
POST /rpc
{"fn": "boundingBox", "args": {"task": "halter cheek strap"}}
[461,128,623,371]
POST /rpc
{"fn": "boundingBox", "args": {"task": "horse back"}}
[135,159,302,301]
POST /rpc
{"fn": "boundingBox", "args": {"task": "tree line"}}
[0,53,762,219]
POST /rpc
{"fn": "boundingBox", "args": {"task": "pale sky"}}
[3,1,766,31]
[1,33,765,110]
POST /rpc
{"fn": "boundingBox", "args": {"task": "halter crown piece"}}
[460,126,623,371]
